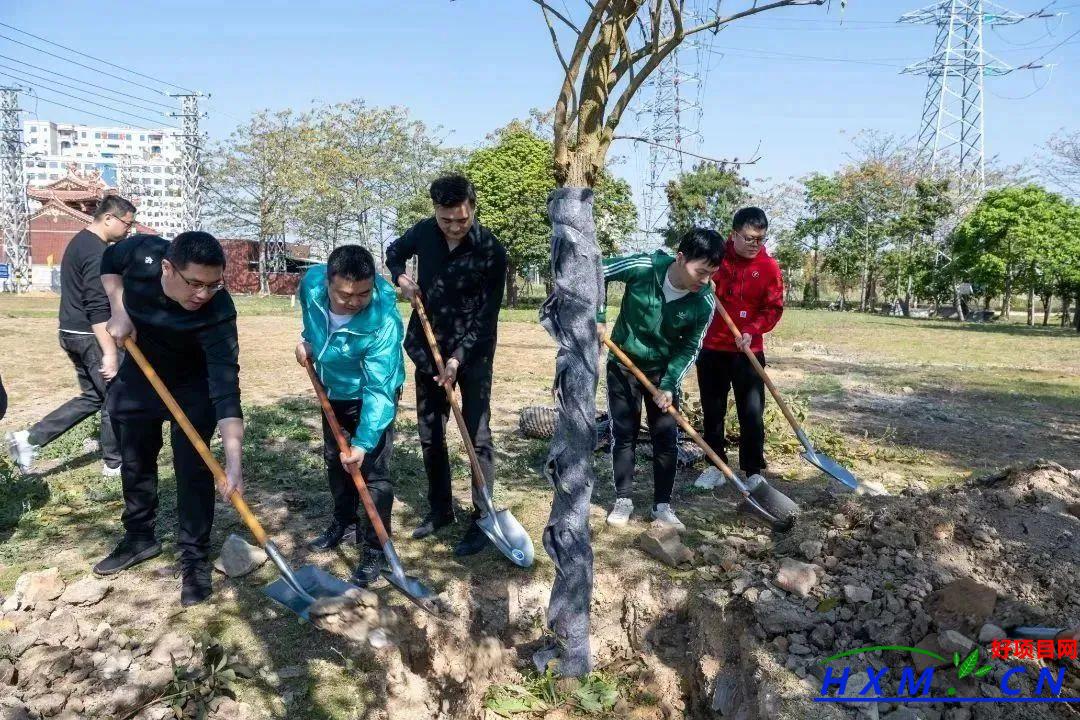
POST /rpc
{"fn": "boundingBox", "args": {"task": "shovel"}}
[410,296,535,567]
[712,302,860,492]
[303,359,442,616]
[603,337,798,532]
[123,338,348,620]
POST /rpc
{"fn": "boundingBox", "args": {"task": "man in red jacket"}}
[696,207,783,488]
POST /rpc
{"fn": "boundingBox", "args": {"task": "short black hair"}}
[166,231,226,270]
[93,194,137,221]
[677,228,725,266]
[429,174,476,207]
[327,244,375,282]
[732,206,768,233]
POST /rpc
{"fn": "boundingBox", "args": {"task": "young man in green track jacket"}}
[597,228,723,531]
[295,245,405,586]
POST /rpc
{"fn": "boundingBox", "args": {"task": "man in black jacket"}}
[385,174,507,557]
[94,231,245,607]
[6,195,135,476]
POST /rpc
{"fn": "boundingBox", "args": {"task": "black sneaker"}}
[92,537,162,576]
[308,519,354,551]
[411,509,456,539]
[453,521,490,557]
[350,547,388,587]
[179,560,212,607]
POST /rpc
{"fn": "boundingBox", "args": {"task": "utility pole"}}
[169,92,206,231]
[0,86,31,293]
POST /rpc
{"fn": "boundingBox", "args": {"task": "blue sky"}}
[3,0,1077,202]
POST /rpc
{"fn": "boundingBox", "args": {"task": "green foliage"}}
[663,161,748,248]
[466,127,555,279]
[121,642,240,720]
[483,669,623,717]
[573,674,620,714]
[952,185,1080,317]
[463,122,637,302]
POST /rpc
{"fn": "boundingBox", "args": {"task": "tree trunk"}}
[811,245,820,306]
[506,260,519,308]
[1042,294,1052,326]
[258,236,269,296]
[536,186,600,678]
[1062,296,1071,327]
[904,275,913,317]
[1002,272,1013,320]
[1076,292,1080,333]
[1026,285,1035,326]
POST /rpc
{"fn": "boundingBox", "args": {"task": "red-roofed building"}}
[0,166,158,290]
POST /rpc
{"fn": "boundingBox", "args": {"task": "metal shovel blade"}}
[477,508,535,568]
[264,564,358,620]
[380,543,444,617]
[801,447,859,491]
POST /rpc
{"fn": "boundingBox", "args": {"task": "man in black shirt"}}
[6,196,135,475]
[385,174,507,557]
[94,231,245,607]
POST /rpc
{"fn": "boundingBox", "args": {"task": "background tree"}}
[465,123,636,305]
[206,109,307,294]
[662,161,747,247]
[951,185,1079,324]
[1045,130,1080,199]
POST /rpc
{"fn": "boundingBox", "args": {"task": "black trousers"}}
[414,361,495,518]
[110,385,216,565]
[696,348,767,477]
[322,397,395,548]
[607,361,679,506]
[30,332,121,467]
[0,372,6,420]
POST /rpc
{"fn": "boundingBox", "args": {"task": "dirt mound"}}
[4,461,1076,719]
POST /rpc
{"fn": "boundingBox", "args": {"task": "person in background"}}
[385,174,508,558]
[696,207,784,492]
[6,195,136,475]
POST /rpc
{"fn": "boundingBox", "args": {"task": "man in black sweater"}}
[385,174,507,557]
[6,195,135,476]
[94,231,245,607]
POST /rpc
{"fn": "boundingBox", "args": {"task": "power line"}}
[0,33,175,96]
[706,44,914,68]
[0,54,177,109]
[1021,27,1080,66]
[0,63,175,116]
[17,90,151,129]
[0,73,177,128]
[0,22,194,93]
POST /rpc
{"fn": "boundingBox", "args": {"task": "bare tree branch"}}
[613,0,825,79]
[528,0,581,33]
[540,3,578,118]
[614,135,762,165]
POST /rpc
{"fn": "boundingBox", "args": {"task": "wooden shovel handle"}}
[602,336,740,483]
[712,301,804,439]
[410,296,489,493]
[303,359,390,547]
[123,338,268,547]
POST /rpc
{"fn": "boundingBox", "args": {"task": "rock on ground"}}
[58,578,110,607]
[214,533,268,577]
[637,526,695,567]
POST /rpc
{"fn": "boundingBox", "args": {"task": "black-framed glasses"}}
[175,267,225,295]
[107,213,135,229]
[734,229,768,246]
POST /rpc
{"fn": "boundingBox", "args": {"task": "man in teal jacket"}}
[295,244,405,586]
